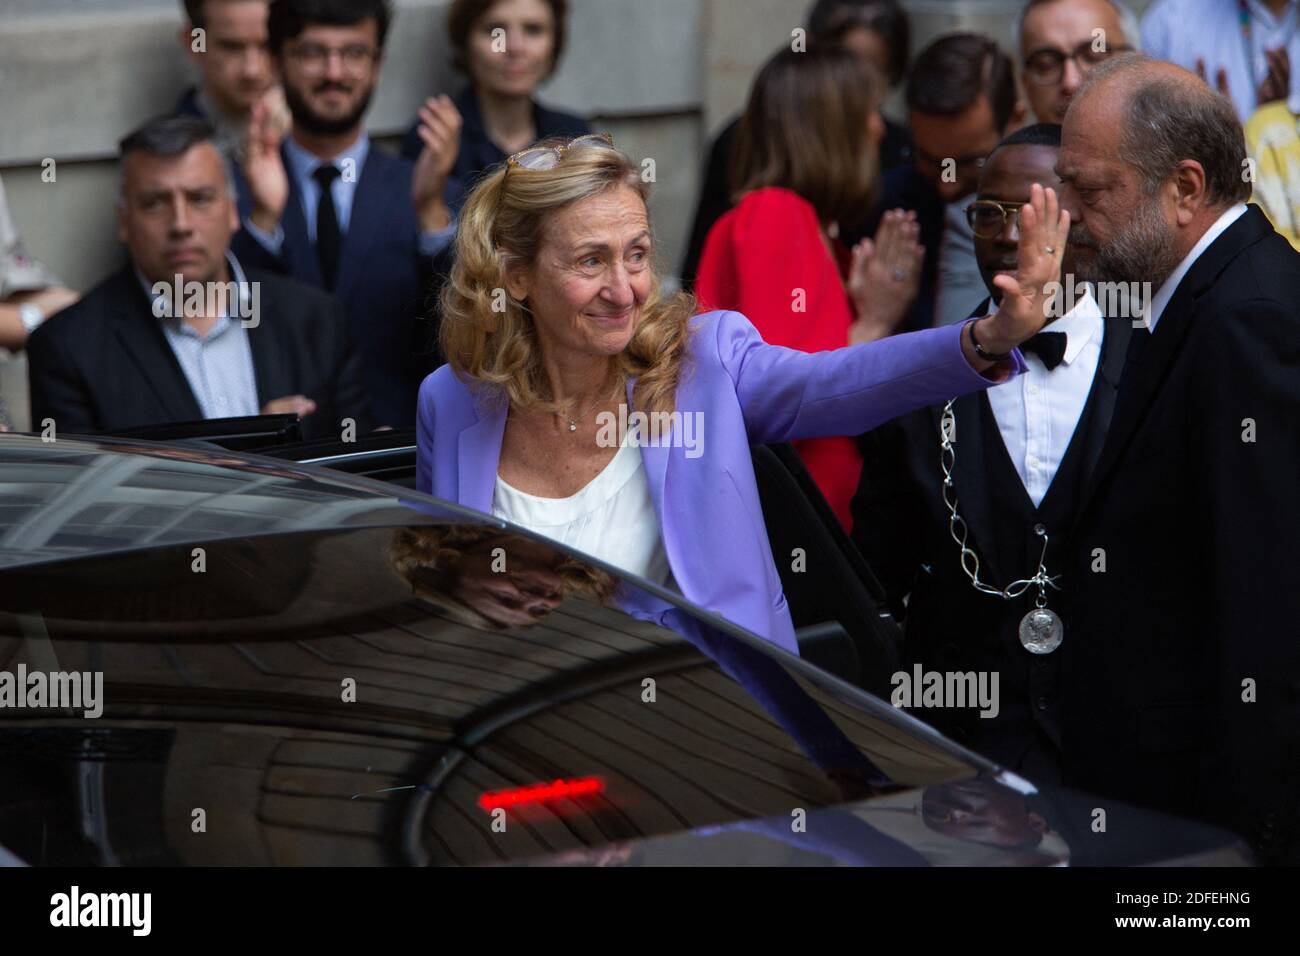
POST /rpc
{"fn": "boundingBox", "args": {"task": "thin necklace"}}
[559,377,622,433]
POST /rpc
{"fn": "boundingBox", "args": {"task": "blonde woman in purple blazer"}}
[416,134,1069,655]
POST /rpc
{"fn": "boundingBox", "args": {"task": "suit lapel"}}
[1085,207,1272,501]
[281,144,322,286]
[457,393,508,513]
[334,152,392,302]
[628,378,670,536]
[108,269,203,421]
[1078,314,1130,486]
[244,307,288,409]
[933,296,1016,581]
[935,389,1007,583]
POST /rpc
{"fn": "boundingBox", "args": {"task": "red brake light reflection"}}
[478,776,606,812]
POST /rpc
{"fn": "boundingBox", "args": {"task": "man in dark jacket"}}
[28,116,370,441]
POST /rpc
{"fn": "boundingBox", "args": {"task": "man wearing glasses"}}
[852,124,1130,783]
[862,34,1025,331]
[233,0,462,428]
[1016,0,1138,124]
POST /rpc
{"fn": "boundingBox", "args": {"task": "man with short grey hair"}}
[27,116,371,441]
[1056,54,1300,864]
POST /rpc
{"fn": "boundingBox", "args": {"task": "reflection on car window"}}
[0,520,979,866]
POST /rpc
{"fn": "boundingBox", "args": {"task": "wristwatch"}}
[18,302,45,334]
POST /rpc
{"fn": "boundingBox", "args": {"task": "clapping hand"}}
[1196,50,1290,106]
[412,94,463,232]
[847,209,924,344]
[242,98,289,235]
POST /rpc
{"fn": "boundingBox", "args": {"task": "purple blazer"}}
[415,310,1024,655]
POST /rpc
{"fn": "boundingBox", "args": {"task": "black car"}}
[0,432,1250,866]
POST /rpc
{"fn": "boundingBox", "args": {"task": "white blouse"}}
[491,436,671,586]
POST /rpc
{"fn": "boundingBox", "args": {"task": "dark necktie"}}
[312,164,342,290]
[1021,331,1067,370]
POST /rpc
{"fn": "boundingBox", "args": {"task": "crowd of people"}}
[1,0,1298,863]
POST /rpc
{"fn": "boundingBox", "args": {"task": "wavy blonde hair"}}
[389,526,619,606]
[439,137,697,417]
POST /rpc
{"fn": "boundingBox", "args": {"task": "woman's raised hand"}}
[976,183,1070,354]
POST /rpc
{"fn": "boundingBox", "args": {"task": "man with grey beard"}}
[1054,54,1300,864]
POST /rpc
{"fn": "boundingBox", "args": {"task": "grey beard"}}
[1073,194,1181,289]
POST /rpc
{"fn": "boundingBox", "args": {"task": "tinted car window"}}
[0,515,981,866]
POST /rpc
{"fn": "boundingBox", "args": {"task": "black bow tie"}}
[1021,331,1067,370]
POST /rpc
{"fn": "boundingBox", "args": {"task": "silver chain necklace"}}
[939,399,1065,654]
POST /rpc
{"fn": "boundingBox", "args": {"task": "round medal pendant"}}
[1019,607,1064,655]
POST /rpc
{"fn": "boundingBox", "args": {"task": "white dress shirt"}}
[491,434,671,585]
[139,251,260,420]
[1147,203,1249,331]
[986,287,1105,507]
[1142,0,1300,121]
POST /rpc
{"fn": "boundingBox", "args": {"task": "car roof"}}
[0,433,473,571]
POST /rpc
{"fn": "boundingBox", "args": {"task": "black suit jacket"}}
[230,145,449,428]
[26,263,372,441]
[1063,206,1300,863]
[851,297,1128,780]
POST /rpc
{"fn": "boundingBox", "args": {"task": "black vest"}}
[909,315,1129,782]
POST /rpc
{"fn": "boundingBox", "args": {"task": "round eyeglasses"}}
[966,199,1026,239]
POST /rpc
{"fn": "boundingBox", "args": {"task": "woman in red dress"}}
[696,47,922,527]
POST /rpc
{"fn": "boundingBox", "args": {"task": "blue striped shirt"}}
[141,252,260,420]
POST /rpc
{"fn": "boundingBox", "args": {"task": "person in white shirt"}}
[1141,0,1296,121]
[850,123,1130,782]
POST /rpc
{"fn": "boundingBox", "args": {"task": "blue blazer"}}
[231,146,446,427]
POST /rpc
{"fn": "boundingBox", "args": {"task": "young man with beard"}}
[234,0,462,428]
[851,124,1129,781]
[1055,54,1300,864]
